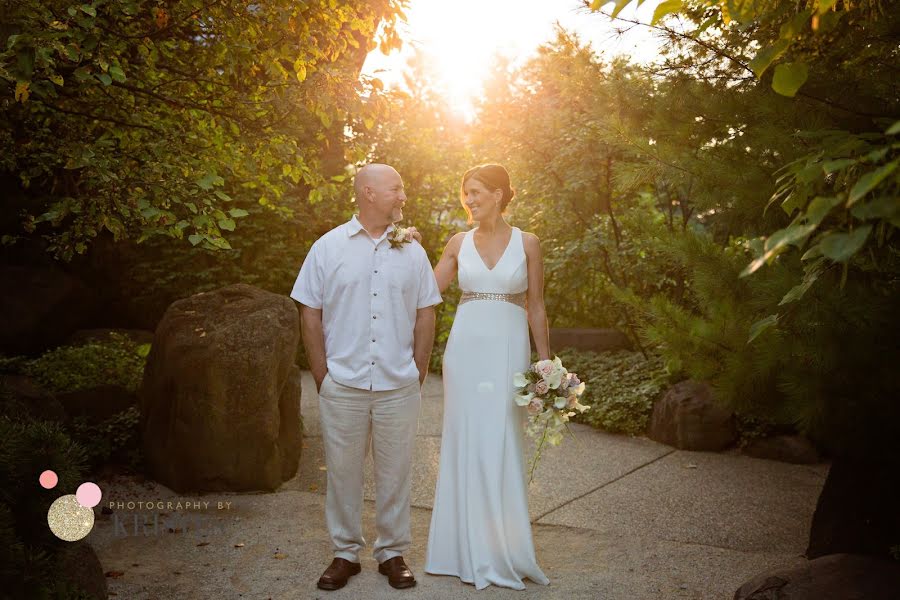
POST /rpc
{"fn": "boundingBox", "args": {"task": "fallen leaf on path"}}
[234,543,244,548]
[318,466,326,471]
[196,542,210,547]
[105,571,125,578]
[273,552,287,559]
[685,464,698,469]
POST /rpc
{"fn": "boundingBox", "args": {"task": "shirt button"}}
[373,315,376,319]
[373,292,377,296]
[372,339,376,342]
[371,361,375,365]
[374,269,378,273]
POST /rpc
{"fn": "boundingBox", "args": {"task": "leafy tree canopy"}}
[1,0,405,259]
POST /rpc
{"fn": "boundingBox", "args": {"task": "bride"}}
[424,164,551,590]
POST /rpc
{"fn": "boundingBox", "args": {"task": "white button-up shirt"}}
[290,215,443,391]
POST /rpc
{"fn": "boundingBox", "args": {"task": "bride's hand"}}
[408,226,422,244]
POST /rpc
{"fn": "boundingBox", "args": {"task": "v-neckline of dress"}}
[472,227,514,272]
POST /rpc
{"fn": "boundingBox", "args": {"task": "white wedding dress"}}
[425,226,550,590]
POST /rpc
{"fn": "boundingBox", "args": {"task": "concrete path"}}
[90,372,829,599]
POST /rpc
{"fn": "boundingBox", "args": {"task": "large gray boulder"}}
[734,553,900,600]
[140,284,302,492]
[648,380,737,451]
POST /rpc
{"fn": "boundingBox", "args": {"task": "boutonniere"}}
[388,226,415,249]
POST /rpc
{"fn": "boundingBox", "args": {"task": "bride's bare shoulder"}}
[444,231,467,255]
[520,231,541,253]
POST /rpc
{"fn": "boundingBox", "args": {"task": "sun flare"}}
[362,0,665,117]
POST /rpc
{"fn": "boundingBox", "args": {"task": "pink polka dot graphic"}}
[39,470,58,489]
[75,482,102,508]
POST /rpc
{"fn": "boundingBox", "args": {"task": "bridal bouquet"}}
[513,356,589,483]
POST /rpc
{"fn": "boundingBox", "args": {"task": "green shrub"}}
[0,415,90,598]
[554,348,669,436]
[734,414,782,448]
[2,335,148,472]
[23,333,149,393]
[70,406,143,471]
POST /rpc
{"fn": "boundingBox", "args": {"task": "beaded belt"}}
[459,290,527,308]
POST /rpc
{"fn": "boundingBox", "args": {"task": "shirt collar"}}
[346,215,395,241]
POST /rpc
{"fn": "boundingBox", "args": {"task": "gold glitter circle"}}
[47,494,95,541]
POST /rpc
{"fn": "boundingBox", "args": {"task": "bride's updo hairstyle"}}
[460,164,516,223]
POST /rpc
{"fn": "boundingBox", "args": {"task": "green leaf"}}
[740,223,817,277]
[815,10,844,33]
[217,218,235,231]
[725,0,756,23]
[749,39,790,78]
[293,59,307,82]
[772,62,808,97]
[779,9,812,39]
[779,271,820,305]
[208,236,232,250]
[73,66,93,82]
[822,158,856,174]
[227,208,249,218]
[197,173,224,190]
[780,192,805,216]
[816,0,838,14]
[803,196,842,226]
[79,4,96,17]
[886,121,900,135]
[748,314,778,344]
[188,234,203,246]
[49,74,64,86]
[847,161,898,207]
[214,190,233,202]
[97,73,112,86]
[819,225,873,262]
[108,65,126,82]
[850,195,900,221]
[18,48,34,80]
[610,0,631,18]
[651,0,681,25]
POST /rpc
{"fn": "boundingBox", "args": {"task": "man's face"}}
[369,169,407,224]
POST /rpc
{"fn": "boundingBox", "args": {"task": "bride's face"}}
[463,178,501,222]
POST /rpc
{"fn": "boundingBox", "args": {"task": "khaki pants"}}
[318,373,421,564]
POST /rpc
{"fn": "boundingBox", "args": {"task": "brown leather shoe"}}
[317,557,361,590]
[377,556,416,589]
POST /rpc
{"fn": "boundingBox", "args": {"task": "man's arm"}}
[300,305,328,392]
[413,306,436,386]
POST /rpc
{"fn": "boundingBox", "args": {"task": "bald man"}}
[290,164,442,591]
